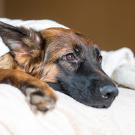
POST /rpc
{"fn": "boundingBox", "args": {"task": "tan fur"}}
[0,53,15,69]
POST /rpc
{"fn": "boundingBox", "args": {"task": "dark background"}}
[0,0,135,52]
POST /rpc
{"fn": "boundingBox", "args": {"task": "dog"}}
[0,21,118,112]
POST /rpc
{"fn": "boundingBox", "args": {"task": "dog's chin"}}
[89,101,113,109]
[81,96,115,109]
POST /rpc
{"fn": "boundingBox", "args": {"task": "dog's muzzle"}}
[48,73,118,109]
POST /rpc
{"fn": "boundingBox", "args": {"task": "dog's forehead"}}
[41,28,95,48]
[41,28,97,61]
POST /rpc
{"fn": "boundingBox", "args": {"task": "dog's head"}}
[0,22,118,108]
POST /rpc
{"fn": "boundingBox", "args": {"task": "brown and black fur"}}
[0,22,118,112]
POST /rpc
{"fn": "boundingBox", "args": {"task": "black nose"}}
[100,85,118,99]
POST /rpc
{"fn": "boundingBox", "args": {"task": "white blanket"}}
[102,48,135,90]
[0,18,135,135]
[0,85,135,135]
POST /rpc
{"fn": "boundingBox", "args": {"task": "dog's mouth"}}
[48,82,118,109]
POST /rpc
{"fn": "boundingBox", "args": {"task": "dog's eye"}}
[74,48,80,56]
[66,53,75,61]
[62,53,76,61]
[95,48,102,63]
[97,55,102,63]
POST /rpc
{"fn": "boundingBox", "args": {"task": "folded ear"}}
[0,21,43,54]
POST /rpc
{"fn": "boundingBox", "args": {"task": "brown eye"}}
[97,55,102,63]
[66,53,75,61]
[95,48,102,63]
[62,53,76,61]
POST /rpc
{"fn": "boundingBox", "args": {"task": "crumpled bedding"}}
[0,18,135,135]
[102,48,135,90]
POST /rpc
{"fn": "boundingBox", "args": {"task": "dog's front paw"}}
[23,86,57,112]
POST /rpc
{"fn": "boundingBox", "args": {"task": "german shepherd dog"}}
[0,22,118,112]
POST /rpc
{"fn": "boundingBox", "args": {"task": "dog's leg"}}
[0,68,57,112]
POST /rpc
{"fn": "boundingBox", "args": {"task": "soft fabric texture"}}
[0,85,135,135]
[0,18,135,135]
[102,48,135,90]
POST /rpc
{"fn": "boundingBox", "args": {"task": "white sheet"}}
[0,18,135,135]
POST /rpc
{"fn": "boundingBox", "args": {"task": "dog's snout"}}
[100,85,118,99]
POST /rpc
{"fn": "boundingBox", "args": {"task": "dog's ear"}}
[0,21,43,55]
